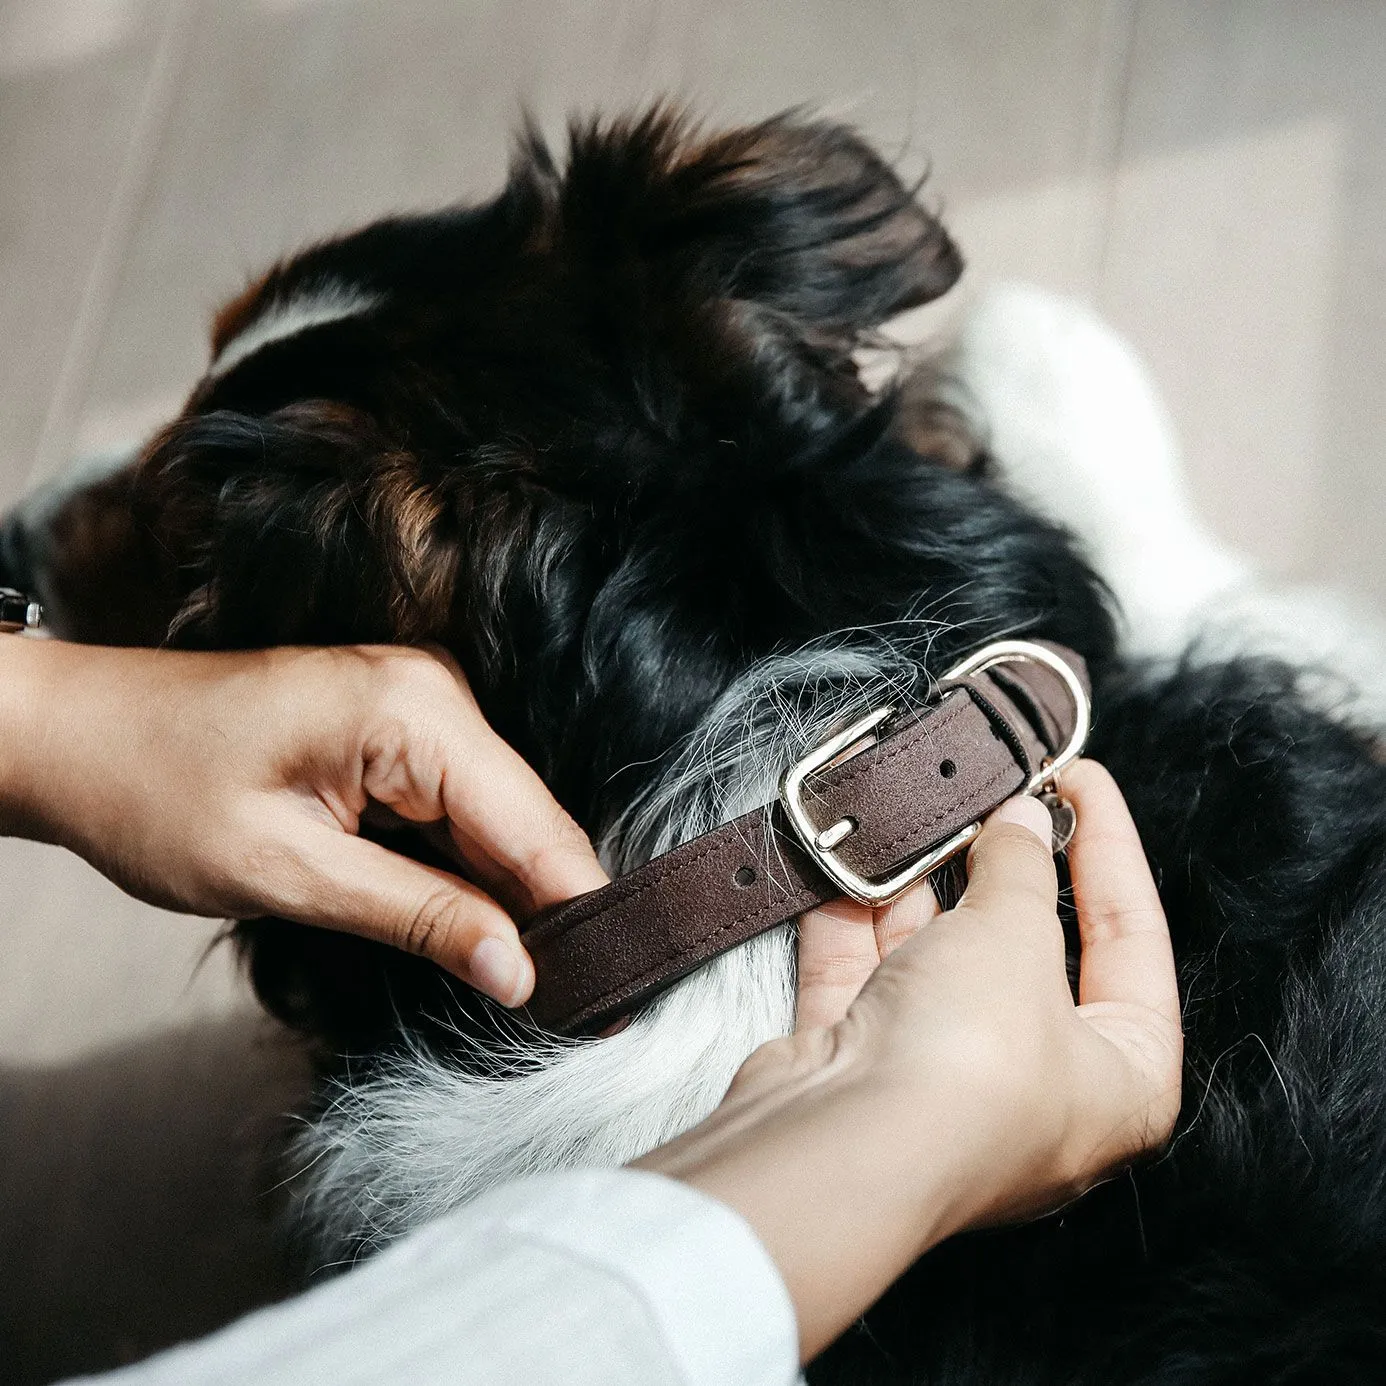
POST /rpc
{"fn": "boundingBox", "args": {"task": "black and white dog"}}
[7,108,1386,1382]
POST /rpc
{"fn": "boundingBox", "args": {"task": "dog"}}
[7,107,1386,1382]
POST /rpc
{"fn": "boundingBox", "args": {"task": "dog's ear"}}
[136,401,458,648]
[554,108,962,342]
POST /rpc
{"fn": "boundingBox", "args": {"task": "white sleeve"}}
[65,1168,801,1386]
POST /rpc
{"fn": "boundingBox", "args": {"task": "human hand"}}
[0,639,607,1004]
[638,759,1181,1360]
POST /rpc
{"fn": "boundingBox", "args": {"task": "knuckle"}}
[363,655,466,755]
[799,948,870,989]
[232,812,300,878]
[338,642,398,685]
[522,807,602,881]
[418,642,465,684]
[1084,900,1169,943]
[546,810,597,864]
[1056,1156,1102,1210]
[399,888,472,959]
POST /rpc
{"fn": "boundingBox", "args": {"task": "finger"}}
[372,649,609,913]
[1063,760,1180,1028]
[423,679,609,913]
[796,897,879,1031]
[796,881,941,1030]
[956,794,1058,926]
[445,729,609,911]
[288,826,536,1006]
[873,880,941,958]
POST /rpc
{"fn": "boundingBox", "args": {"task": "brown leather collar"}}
[521,640,1090,1035]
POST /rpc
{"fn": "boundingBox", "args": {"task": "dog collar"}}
[521,639,1091,1035]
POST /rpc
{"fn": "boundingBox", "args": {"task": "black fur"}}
[5,107,1386,1380]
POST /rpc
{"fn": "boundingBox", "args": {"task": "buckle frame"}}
[778,639,1090,906]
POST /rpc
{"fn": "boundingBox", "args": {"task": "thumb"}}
[284,826,535,1006]
[956,794,1058,923]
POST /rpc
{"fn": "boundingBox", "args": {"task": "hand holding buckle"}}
[779,639,1090,906]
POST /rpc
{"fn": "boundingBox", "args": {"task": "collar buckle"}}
[778,639,1091,907]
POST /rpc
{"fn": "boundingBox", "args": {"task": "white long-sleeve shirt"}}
[68,1168,801,1386]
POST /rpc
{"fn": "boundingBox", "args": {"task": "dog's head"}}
[128,108,1113,1052]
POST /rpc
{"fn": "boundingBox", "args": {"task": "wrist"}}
[0,635,67,840]
[636,1029,975,1362]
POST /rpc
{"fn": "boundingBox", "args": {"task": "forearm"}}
[635,1029,979,1363]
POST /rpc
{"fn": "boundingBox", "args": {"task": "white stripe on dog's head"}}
[210,281,380,378]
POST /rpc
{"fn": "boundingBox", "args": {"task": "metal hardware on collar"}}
[778,638,1091,907]
[521,636,1092,1034]
[940,639,1091,792]
[780,703,983,906]
[1039,790,1078,854]
[0,587,42,633]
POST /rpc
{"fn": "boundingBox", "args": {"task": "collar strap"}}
[521,639,1091,1035]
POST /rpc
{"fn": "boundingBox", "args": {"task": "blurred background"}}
[1,0,1383,1380]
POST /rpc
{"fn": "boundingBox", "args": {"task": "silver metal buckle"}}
[778,639,1091,906]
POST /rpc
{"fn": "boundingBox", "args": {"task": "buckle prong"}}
[815,818,856,851]
[778,639,1090,907]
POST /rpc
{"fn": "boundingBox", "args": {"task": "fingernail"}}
[470,937,525,1007]
[990,795,1053,848]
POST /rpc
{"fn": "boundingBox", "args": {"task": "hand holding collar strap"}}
[521,639,1090,1035]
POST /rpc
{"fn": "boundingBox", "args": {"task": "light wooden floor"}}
[2,0,1384,1379]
